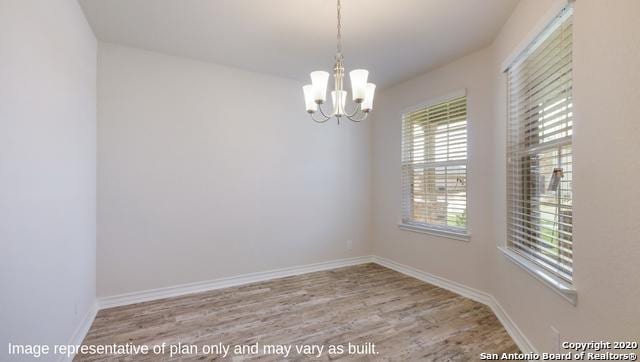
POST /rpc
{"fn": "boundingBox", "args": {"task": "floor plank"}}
[77,263,518,361]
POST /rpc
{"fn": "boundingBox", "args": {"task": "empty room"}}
[2,0,639,360]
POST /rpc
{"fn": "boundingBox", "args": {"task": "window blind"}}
[401,95,468,233]
[506,7,574,282]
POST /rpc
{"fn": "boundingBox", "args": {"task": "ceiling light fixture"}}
[302,0,375,124]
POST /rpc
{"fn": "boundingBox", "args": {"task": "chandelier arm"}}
[345,111,369,123]
[343,101,363,118]
[317,102,335,119]
[310,112,330,123]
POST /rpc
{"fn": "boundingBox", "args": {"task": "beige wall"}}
[491,0,640,350]
[0,0,97,357]
[97,43,372,297]
[371,47,495,294]
[372,0,640,352]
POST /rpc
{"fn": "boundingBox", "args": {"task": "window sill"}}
[499,247,577,306]
[398,223,470,242]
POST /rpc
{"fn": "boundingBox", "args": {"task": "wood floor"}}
[77,264,518,361]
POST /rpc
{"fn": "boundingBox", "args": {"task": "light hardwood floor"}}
[77,264,518,361]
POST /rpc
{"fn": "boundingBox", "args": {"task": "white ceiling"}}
[79,0,519,88]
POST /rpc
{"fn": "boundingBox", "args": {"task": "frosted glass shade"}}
[349,69,369,101]
[310,71,330,103]
[302,85,317,113]
[361,83,376,111]
[331,90,347,116]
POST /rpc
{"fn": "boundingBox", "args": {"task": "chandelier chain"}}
[336,0,342,55]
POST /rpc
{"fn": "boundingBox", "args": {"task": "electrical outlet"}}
[551,326,560,353]
[346,240,353,250]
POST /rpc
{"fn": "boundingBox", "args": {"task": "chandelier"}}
[302,0,376,124]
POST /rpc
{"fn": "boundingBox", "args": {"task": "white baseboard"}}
[62,302,98,362]
[486,295,537,354]
[372,256,492,305]
[371,256,536,354]
[97,255,374,309]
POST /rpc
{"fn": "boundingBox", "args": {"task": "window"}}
[400,93,468,238]
[506,7,574,283]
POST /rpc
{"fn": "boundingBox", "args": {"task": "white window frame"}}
[398,90,470,241]
[500,2,577,305]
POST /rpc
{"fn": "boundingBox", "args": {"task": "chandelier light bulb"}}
[362,83,376,112]
[310,71,330,103]
[331,90,347,116]
[349,69,369,102]
[303,85,318,113]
